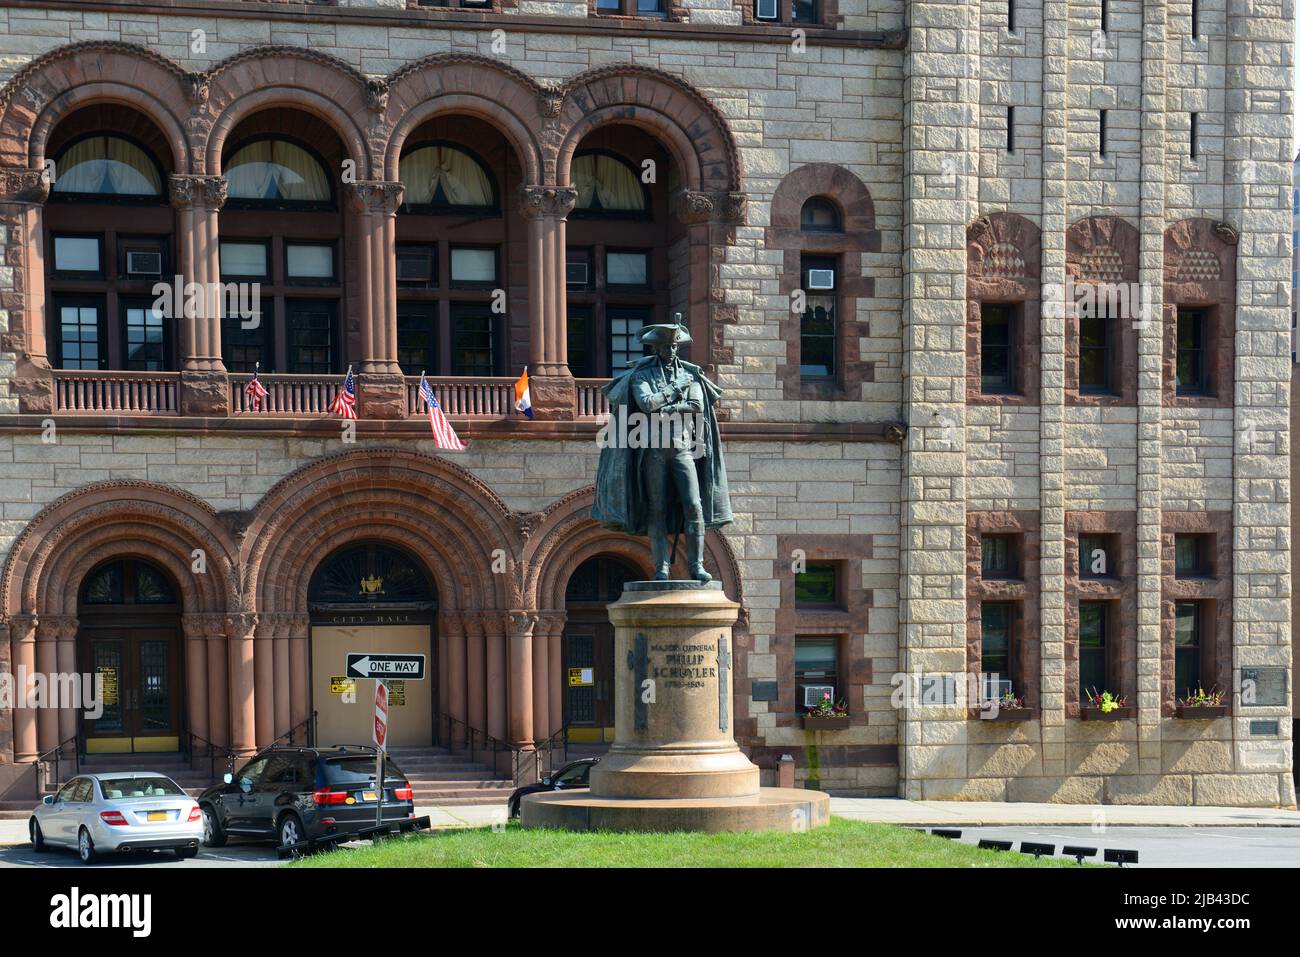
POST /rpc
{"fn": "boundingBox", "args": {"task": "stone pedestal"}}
[521,581,829,833]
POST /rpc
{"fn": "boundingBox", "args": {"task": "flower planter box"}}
[980,707,1035,722]
[802,715,851,731]
[1080,706,1133,721]
[1175,704,1229,720]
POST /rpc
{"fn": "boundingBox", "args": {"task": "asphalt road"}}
[0,835,282,868]
[943,825,1300,868]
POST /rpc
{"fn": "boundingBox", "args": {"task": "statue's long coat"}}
[591,356,733,536]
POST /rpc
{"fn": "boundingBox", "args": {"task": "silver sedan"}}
[29,773,204,864]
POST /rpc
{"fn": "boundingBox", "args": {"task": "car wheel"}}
[175,845,199,860]
[77,827,97,865]
[278,812,304,850]
[201,805,227,848]
[29,819,47,853]
[509,798,520,819]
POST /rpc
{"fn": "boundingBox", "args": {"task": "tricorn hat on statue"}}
[640,321,691,345]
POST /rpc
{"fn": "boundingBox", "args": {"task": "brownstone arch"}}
[381,54,546,186]
[1065,215,1141,406]
[966,211,1043,406]
[1,482,238,763]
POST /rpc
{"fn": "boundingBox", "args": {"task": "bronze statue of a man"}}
[592,320,732,582]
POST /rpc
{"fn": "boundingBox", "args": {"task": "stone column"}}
[1038,0,1070,778]
[181,614,210,753]
[898,0,979,799]
[33,617,62,753]
[203,614,229,749]
[273,616,291,742]
[253,615,277,746]
[548,620,564,737]
[9,616,38,762]
[288,614,310,743]
[441,612,468,748]
[170,174,230,415]
[465,613,487,734]
[486,613,509,743]
[519,186,578,420]
[350,181,407,418]
[532,611,566,741]
[0,169,53,414]
[225,613,258,757]
[54,617,78,749]
[506,611,535,748]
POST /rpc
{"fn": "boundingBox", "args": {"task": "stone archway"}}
[1,482,238,762]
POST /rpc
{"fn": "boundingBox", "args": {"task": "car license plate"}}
[147,811,167,822]
[361,791,377,803]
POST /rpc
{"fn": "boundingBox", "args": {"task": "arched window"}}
[399,144,497,212]
[800,196,841,233]
[51,135,164,200]
[225,138,333,206]
[309,542,435,606]
[565,556,641,603]
[571,152,648,216]
[81,559,178,606]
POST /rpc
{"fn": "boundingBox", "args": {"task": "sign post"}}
[373,679,388,831]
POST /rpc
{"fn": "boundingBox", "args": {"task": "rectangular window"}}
[219,240,269,279]
[121,300,168,371]
[980,603,1013,692]
[1174,601,1201,697]
[1099,109,1107,156]
[396,243,437,288]
[794,636,840,710]
[450,246,497,287]
[1189,112,1198,158]
[52,235,103,278]
[221,306,270,373]
[1079,315,1111,392]
[1174,534,1210,578]
[795,562,838,607]
[285,300,337,374]
[1079,601,1108,700]
[1100,0,1109,32]
[608,305,651,373]
[286,242,336,283]
[567,305,593,378]
[1006,105,1015,153]
[1008,0,1016,32]
[55,297,104,370]
[980,534,1018,579]
[607,250,650,289]
[800,255,837,378]
[450,302,496,376]
[1191,0,1199,38]
[791,0,818,23]
[980,303,1016,393]
[1176,307,1208,395]
[1079,534,1116,578]
[396,302,438,376]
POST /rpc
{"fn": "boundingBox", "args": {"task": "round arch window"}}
[309,542,435,606]
[800,196,842,233]
[399,144,497,211]
[571,152,648,216]
[51,135,164,199]
[225,138,333,205]
[80,559,178,607]
[565,556,642,603]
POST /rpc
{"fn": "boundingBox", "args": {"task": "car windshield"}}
[321,756,406,785]
[98,776,185,799]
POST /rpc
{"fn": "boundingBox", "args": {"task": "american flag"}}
[331,365,358,420]
[418,373,467,451]
[244,365,270,410]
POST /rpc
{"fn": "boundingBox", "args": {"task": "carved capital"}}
[722,191,747,225]
[671,189,714,224]
[37,615,77,642]
[8,614,38,642]
[1213,221,1239,246]
[365,78,389,114]
[169,174,227,211]
[348,180,405,215]
[224,612,258,641]
[518,184,577,220]
[0,167,51,204]
[507,610,536,637]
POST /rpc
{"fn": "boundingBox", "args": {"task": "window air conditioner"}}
[803,684,835,708]
[806,269,836,290]
[755,0,778,20]
[566,261,589,288]
[126,251,163,278]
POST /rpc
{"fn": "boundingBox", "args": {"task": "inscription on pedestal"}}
[647,640,718,689]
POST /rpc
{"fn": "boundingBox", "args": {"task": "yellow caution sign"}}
[330,676,356,695]
[568,667,594,687]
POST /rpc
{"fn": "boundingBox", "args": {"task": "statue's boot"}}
[687,523,712,583]
[651,531,672,581]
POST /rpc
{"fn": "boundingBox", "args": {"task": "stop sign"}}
[373,681,388,750]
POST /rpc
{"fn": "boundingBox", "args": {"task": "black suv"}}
[198,746,417,849]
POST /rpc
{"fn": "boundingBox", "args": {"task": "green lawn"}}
[290,817,1081,868]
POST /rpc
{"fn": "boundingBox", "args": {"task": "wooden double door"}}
[80,626,182,754]
[563,620,615,743]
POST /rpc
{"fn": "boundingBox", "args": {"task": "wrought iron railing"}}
[33,735,79,794]
[434,712,569,786]
[181,730,238,782]
[269,711,317,748]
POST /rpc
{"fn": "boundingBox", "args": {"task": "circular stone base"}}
[519,787,831,834]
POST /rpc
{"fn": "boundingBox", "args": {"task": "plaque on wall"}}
[1249,720,1280,736]
[1239,667,1288,707]
[751,680,779,702]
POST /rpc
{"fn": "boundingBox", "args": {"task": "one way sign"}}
[346,653,426,680]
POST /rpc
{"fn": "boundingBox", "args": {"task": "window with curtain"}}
[399,145,496,210]
[51,135,163,198]
[572,152,648,215]
[226,139,332,204]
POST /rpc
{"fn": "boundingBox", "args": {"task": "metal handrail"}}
[33,734,79,794]
[182,729,237,783]
[269,711,317,748]
[434,712,568,786]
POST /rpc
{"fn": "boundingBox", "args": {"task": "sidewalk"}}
[829,796,1300,827]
